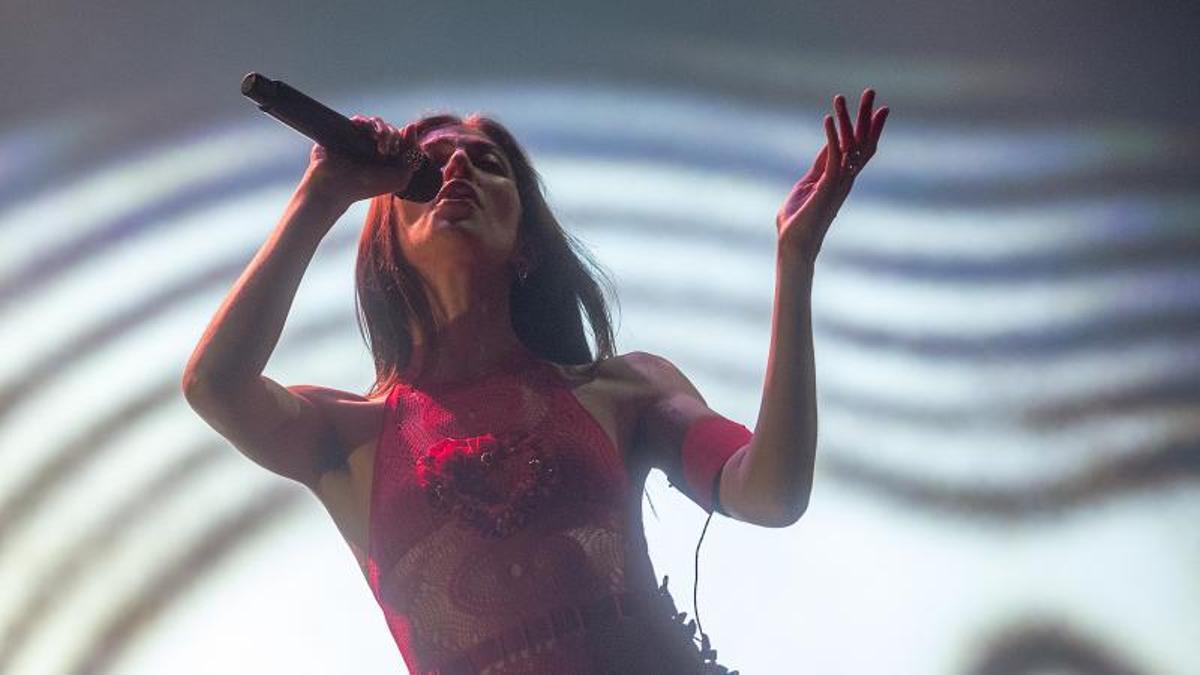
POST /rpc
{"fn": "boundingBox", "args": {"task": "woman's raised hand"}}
[776,89,888,264]
[300,115,421,207]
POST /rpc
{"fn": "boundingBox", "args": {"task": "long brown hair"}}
[354,112,618,398]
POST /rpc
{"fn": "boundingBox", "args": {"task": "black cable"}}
[693,509,713,640]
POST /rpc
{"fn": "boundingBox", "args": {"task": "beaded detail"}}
[658,574,741,675]
[413,429,565,538]
[369,350,741,674]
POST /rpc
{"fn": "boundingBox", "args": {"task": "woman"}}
[182,90,887,674]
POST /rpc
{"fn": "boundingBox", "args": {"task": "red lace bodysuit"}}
[366,344,749,674]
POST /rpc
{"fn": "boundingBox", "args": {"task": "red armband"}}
[680,415,753,514]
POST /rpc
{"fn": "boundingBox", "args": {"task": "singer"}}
[182,90,887,673]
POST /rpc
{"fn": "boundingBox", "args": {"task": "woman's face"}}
[393,124,523,275]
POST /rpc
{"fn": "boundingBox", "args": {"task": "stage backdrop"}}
[1,2,1196,674]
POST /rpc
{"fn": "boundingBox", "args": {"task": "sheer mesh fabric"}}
[366,344,737,674]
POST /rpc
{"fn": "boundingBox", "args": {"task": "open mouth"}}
[433,197,479,221]
[435,181,481,207]
[435,198,479,213]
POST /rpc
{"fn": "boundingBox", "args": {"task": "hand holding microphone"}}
[240,72,443,206]
[302,116,423,207]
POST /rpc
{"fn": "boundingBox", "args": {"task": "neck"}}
[407,264,526,384]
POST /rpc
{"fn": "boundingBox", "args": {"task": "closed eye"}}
[422,139,509,174]
[429,153,506,175]
[481,156,507,173]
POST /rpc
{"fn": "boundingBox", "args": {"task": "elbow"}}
[766,459,816,527]
[755,489,809,528]
[181,365,215,402]
[724,492,806,528]
[181,352,210,396]
[760,499,807,528]
[181,364,243,400]
[181,367,228,406]
[723,446,813,528]
[181,368,203,401]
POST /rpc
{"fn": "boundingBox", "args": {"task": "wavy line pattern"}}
[0,80,1195,674]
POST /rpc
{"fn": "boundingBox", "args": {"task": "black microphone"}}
[240,72,442,202]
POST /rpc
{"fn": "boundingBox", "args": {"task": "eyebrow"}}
[421,137,505,156]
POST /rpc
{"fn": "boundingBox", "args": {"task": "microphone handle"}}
[240,72,442,202]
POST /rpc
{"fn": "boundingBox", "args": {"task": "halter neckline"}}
[399,341,541,391]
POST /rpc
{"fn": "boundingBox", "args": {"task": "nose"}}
[442,148,477,180]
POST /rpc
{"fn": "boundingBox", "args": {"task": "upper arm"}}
[627,351,754,518]
[182,374,361,489]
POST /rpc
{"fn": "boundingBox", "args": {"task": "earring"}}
[516,264,529,284]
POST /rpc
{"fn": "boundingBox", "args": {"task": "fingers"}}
[399,123,421,158]
[400,123,418,147]
[349,114,381,147]
[350,115,406,156]
[855,89,875,146]
[808,144,828,179]
[823,115,842,177]
[343,117,424,188]
[870,106,889,147]
[834,95,855,154]
[796,90,884,221]
[371,117,388,154]
[344,114,373,155]
[832,89,888,171]
[386,122,403,154]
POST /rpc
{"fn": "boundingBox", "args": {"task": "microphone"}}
[240,72,442,202]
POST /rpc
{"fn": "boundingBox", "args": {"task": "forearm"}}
[738,246,819,520]
[182,180,348,390]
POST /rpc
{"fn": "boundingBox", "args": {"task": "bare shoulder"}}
[602,350,705,401]
[547,351,657,393]
[545,350,702,413]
